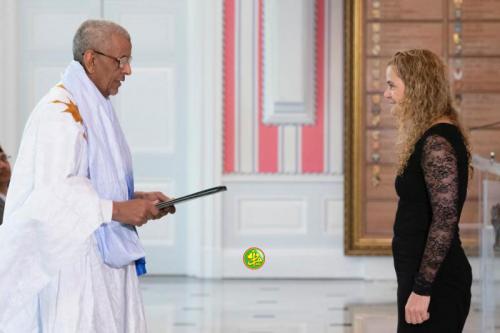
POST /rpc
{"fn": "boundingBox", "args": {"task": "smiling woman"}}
[383,65,405,106]
[386,49,472,332]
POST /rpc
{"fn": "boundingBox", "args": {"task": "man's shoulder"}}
[34,84,83,125]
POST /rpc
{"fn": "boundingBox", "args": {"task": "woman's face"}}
[384,65,405,105]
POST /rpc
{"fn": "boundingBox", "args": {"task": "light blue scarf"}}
[61,61,146,275]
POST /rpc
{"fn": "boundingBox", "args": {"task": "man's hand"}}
[134,191,176,216]
[112,199,170,226]
[405,292,430,325]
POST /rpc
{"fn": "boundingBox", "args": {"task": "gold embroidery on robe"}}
[52,83,83,124]
[51,99,83,124]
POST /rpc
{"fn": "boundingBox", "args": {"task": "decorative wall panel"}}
[223,0,334,174]
[118,67,175,154]
[238,198,307,234]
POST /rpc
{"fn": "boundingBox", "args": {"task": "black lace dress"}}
[393,123,472,332]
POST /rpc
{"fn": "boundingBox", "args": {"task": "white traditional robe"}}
[0,84,146,332]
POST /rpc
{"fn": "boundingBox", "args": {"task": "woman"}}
[384,49,473,332]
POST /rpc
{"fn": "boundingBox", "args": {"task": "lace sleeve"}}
[413,134,459,296]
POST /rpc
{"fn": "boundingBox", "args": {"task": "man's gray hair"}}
[73,19,130,63]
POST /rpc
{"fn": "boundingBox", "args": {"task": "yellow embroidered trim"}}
[51,99,83,124]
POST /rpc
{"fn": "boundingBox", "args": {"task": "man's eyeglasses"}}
[91,50,132,69]
[0,153,11,163]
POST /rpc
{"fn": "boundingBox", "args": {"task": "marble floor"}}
[140,277,499,333]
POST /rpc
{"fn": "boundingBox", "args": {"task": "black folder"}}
[155,186,227,209]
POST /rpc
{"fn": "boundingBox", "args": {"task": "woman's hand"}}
[405,292,430,325]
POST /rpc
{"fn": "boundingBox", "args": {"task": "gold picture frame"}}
[343,0,486,255]
[344,0,392,255]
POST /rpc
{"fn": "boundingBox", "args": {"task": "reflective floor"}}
[140,277,497,333]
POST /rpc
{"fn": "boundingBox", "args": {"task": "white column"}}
[185,0,224,278]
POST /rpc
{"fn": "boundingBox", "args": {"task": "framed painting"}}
[344,0,500,255]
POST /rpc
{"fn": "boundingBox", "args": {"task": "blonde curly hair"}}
[387,49,471,175]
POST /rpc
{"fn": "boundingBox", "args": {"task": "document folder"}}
[155,186,227,209]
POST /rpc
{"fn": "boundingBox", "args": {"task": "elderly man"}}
[0,145,11,225]
[0,20,174,332]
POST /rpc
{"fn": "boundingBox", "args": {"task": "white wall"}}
[0,0,490,281]
[0,0,20,154]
